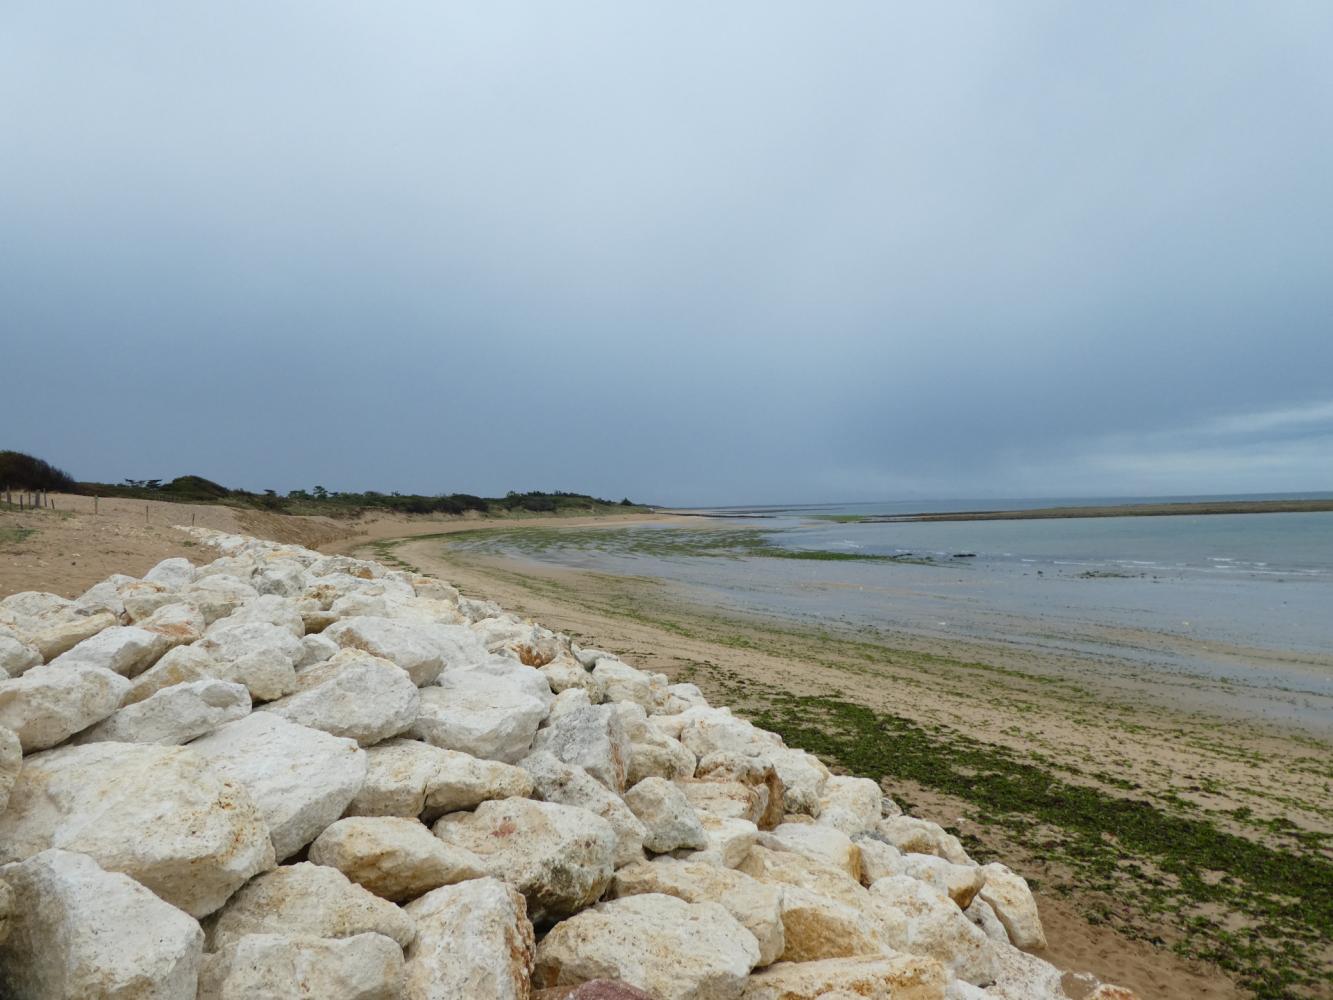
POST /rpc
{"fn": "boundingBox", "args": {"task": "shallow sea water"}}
[450,497,1333,730]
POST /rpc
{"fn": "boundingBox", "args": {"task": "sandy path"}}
[0,497,684,601]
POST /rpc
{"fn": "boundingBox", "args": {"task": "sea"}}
[457,493,1333,730]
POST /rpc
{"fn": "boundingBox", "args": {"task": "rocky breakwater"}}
[0,528,1137,1000]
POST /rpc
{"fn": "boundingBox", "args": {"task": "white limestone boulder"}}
[328,592,390,621]
[628,740,698,785]
[548,687,593,720]
[323,616,446,685]
[853,836,903,886]
[309,817,486,903]
[816,776,883,837]
[72,575,137,619]
[877,816,971,866]
[0,874,12,946]
[197,620,304,701]
[0,726,18,813]
[521,751,647,868]
[48,625,169,678]
[296,632,339,668]
[530,703,630,792]
[404,573,459,603]
[27,611,120,661]
[0,664,130,752]
[623,777,709,853]
[897,853,987,910]
[590,658,666,711]
[0,849,204,1000]
[735,846,899,962]
[139,601,207,647]
[983,942,1070,1000]
[667,682,709,709]
[347,738,533,820]
[572,645,612,668]
[459,595,503,621]
[694,751,784,829]
[447,653,555,707]
[308,555,384,579]
[251,561,308,598]
[0,592,117,661]
[409,675,547,763]
[759,823,861,881]
[205,861,415,953]
[259,649,419,746]
[119,582,180,622]
[72,678,250,745]
[198,932,404,1000]
[0,743,273,917]
[765,748,830,817]
[180,576,260,625]
[977,863,1046,950]
[189,713,367,860]
[122,644,217,705]
[675,813,760,869]
[0,633,41,678]
[611,860,785,967]
[433,798,617,924]
[144,557,197,589]
[739,955,949,1000]
[678,778,765,826]
[679,712,783,760]
[964,897,1009,943]
[868,876,997,984]
[534,893,759,1000]
[402,877,536,1000]
[212,594,306,638]
[769,885,888,963]
[615,704,698,789]
[539,656,605,702]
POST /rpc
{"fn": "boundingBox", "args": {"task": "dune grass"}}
[0,524,35,549]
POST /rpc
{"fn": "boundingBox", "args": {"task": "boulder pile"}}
[0,529,1136,999]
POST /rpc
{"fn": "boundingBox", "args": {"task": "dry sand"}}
[0,494,676,602]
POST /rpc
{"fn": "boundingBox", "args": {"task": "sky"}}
[3,2,1332,506]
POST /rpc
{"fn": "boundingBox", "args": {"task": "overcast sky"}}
[4,2,1331,505]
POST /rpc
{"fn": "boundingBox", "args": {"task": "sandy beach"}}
[333,521,1330,1000]
[4,498,1328,997]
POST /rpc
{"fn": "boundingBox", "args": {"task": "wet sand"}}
[853,498,1333,522]
[348,527,1331,1000]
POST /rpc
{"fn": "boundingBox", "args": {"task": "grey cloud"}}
[2,2,1331,504]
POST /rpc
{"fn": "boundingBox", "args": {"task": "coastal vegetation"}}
[0,451,77,492]
[743,686,1332,999]
[0,450,641,519]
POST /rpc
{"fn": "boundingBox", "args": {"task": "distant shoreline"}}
[823,498,1333,523]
